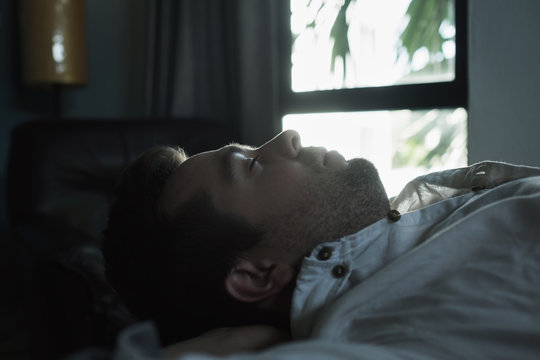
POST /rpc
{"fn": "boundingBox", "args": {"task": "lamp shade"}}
[20,0,87,85]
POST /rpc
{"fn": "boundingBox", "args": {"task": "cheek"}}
[222,166,311,224]
[265,167,306,191]
[254,168,310,212]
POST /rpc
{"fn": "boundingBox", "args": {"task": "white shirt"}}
[109,162,540,360]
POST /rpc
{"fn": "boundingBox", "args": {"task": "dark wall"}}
[0,1,29,237]
[468,0,540,166]
[0,0,149,236]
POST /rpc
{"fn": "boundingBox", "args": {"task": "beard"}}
[261,152,390,261]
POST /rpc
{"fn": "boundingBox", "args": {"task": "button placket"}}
[332,264,348,278]
[315,246,349,279]
[317,247,333,261]
[387,209,401,222]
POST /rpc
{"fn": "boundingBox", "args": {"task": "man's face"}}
[160,130,389,262]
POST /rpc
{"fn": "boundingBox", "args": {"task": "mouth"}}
[323,149,348,169]
[300,147,348,169]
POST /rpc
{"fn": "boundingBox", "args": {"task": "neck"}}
[256,278,296,322]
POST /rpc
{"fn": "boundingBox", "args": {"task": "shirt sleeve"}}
[390,161,540,212]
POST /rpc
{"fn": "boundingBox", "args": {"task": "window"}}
[278,0,468,196]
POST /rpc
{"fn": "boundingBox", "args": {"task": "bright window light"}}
[290,0,456,92]
[283,108,468,197]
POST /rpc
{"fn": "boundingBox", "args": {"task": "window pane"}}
[282,108,467,196]
[291,0,456,92]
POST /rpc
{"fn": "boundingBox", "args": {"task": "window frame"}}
[276,0,468,117]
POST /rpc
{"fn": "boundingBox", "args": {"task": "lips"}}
[323,149,347,168]
[299,147,347,169]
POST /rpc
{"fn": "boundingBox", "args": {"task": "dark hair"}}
[103,146,283,345]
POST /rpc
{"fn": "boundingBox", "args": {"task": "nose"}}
[257,129,301,159]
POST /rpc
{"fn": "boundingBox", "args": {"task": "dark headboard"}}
[7,118,233,245]
[5,118,234,358]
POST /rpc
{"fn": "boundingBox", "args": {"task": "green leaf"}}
[329,0,352,75]
[399,0,452,65]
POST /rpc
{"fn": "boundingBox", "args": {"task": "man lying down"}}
[100,130,540,359]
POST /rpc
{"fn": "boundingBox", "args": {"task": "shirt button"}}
[387,209,401,222]
[317,247,333,261]
[332,265,348,278]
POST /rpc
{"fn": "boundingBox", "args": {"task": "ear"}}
[225,259,296,303]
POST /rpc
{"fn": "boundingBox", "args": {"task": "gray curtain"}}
[146,0,281,145]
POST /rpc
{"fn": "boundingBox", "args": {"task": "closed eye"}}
[249,155,260,171]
